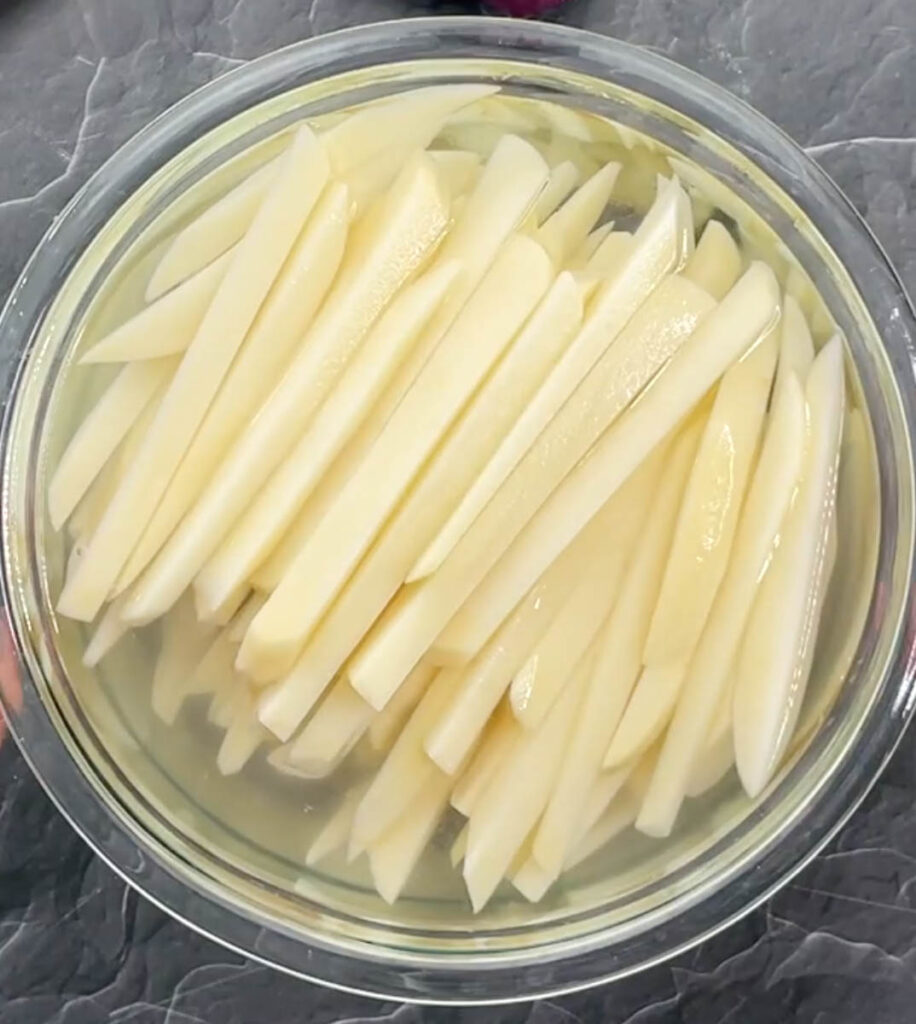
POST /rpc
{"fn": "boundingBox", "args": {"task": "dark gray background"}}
[0,1,914,1021]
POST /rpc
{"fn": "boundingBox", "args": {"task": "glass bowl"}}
[1,16,915,1006]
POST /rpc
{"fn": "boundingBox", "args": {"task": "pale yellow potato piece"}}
[450,823,469,868]
[350,669,455,851]
[566,787,641,872]
[424,514,602,775]
[585,229,634,275]
[150,594,217,724]
[321,84,497,174]
[681,219,742,300]
[306,781,368,867]
[194,260,460,620]
[408,178,694,583]
[534,159,580,222]
[774,292,815,395]
[49,357,177,531]
[341,144,418,215]
[217,689,270,775]
[643,326,779,666]
[115,183,351,595]
[120,156,447,625]
[424,274,715,657]
[367,659,437,753]
[59,128,330,621]
[83,595,130,668]
[225,592,267,645]
[534,162,620,264]
[463,662,585,912]
[733,338,845,797]
[368,769,453,904]
[532,421,699,873]
[429,149,482,197]
[407,264,779,695]
[449,701,519,816]
[285,677,374,776]
[403,270,585,585]
[569,222,615,269]
[83,251,233,363]
[146,158,279,301]
[637,371,807,837]
[241,235,553,681]
[684,687,735,798]
[603,660,688,769]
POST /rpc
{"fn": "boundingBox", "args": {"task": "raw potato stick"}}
[533,420,699,873]
[285,677,375,774]
[449,702,519,815]
[368,659,438,753]
[195,260,461,620]
[114,182,352,594]
[83,250,233,363]
[643,324,779,665]
[241,234,553,681]
[411,176,692,582]
[49,357,178,531]
[397,263,779,694]
[350,271,715,701]
[306,782,369,867]
[534,162,620,264]
[681,219,742,300]
[60,126,330,621]
[733,338,845,797]
[534,160,580,222]
[121,156,449,624]
[146,158,279,300]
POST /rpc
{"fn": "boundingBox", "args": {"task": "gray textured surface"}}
[0,0,915,1020]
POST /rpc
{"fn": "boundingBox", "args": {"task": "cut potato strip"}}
[225,592,267,645]
[684,689,735,798]
[146,158,279,300]
[285,678,375,774]
[643,325,779,666]
[60,127,331,621]
[368,769,452,904]
[424,508,611,775]
[681,220,742,300]
[733,338,845,797]
[195,260,461,620]
[217,691,269,774]
[306,781,368,867]
[418,275,715,658]
[586,229,634,275]
[83,251,233,363]
[463,660,585,912]
[570,222,615,268]
[241,234,553,681]
[603,660,688,769]
[321,84,497,174]
[450,823,469,867]
[534,160,580,222]
[535,162,620,264]
[449,702,519,816]
[150,594,217,724]
[410,177,693,583]
[411,264,780,692]
[532,421,698,873]
[368,659,437,753]
[774,293,815,394]
[49,357,177,531]
[83,595,130,668]
[566,787,641,872]
[115,182,351,595]
[637,370,807,836]
[350,669,455,851]
[429,149,482,198]
[121,156,448,625]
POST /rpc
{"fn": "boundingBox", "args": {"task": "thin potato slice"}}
[217,691,269,775]
[285,677,374,775]
[321,84,497,174]
[733,338,845,797]
[368,769,453,904]
[463,660,586,912]
[120,156,448,625]
[409,177,693,583]
[306,781,368,867]
[150,594,217,724]
[402,274,715,668]
[83,251,233,363]
[350,669,455,852]
[681,220,742,300]
[534,160,580,222]
[114,182,351,594]
[241,234,553,681]
[449,702,519,816]
[398,264,779,695]
[643,326,779,666]
[368,659,437,753]
[49,357,177,531]
[194,260,460,620]
[532,421,699,873]
[534,162,620,264]
[774,293,815,393]
[60,127,330,621]
[684,689,735,798]
[83,595,130,668]
[637,370,807,836]
[146,158,278,300]
[603,660,688,769]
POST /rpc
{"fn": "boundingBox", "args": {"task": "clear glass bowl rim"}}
[1,15,916,1005]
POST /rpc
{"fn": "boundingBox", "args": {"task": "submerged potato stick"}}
[59,126,330,620]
